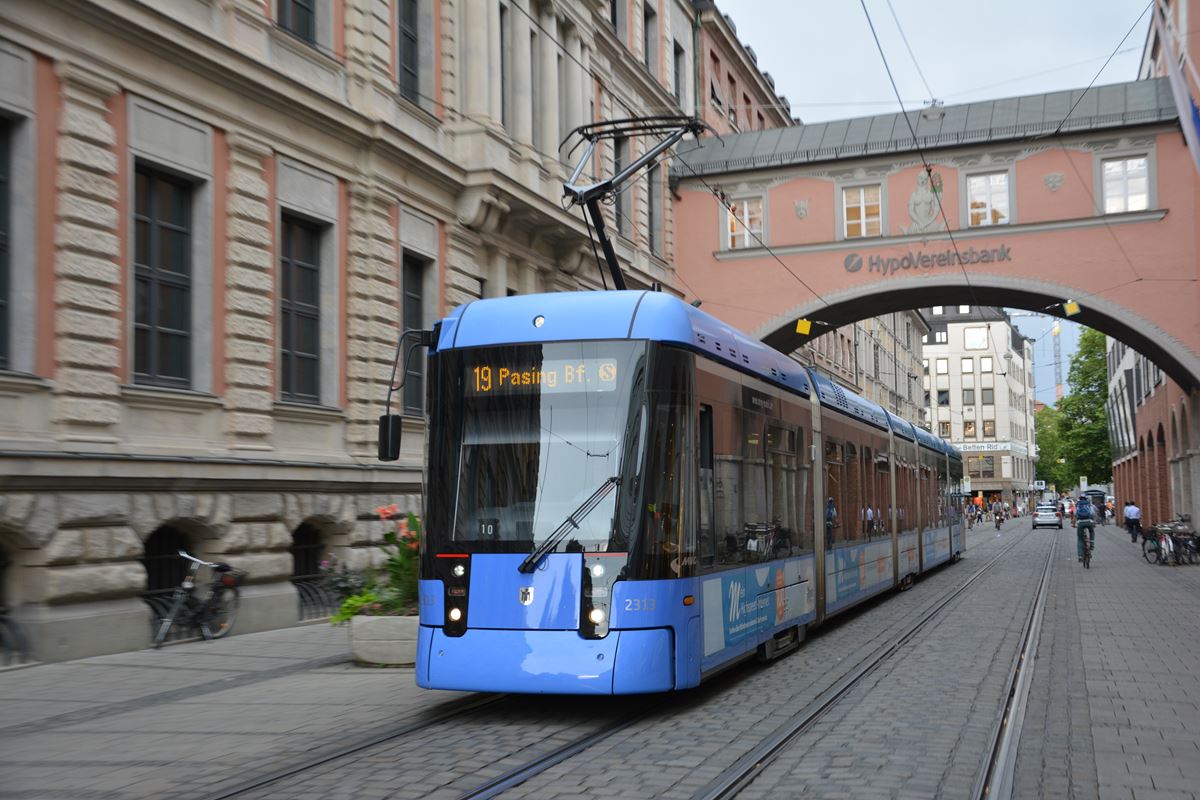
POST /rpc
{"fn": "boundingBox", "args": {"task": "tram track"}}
[687,527,1040,800]
[203,525,1040,800]
[972,529,1057,800]
[198,692,508,800]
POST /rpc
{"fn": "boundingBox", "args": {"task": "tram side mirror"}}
[378,414,404,461]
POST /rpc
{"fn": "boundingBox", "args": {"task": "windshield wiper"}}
[518,476,621,574]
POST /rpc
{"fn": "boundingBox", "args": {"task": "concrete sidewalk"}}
[0,624,461,799]
[1073,523,1200,800]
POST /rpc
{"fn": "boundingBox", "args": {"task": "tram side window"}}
[635,358,692,578]
[898,461,916,534]
[845,443,863,543]
[875,451,891,539]
[713,399,742,567]
[824,439,845,550]
[698,404,716,570]
[767,424,800,558]
[741,410,769,561]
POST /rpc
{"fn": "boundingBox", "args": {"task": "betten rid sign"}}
[844,245,1012,276]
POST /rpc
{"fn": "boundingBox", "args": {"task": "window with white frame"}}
[642,2,657,73]
[958,305,969,313]
[279,215,322,403]
[0,119,8,371]
[981,356,993,373]
[934,330,947,343]
[648,163,662,256]
[966,172,1009,226]
[402,253,428,414]
[726,196,763,249]
[397,0,419,103]
[960,357,972,373]
[842,184,881,238]
[935,358,948,374]
[1102,156,1149,213]
[134,166,194,388]
[279,0,317,43]
[963,326,988,350]
[932,306,943,315]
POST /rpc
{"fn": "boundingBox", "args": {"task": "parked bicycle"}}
[151,551,246,648]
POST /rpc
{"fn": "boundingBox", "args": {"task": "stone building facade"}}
[1105,0,1200,526]
[0,0,786,662]
[921,306,1036,506]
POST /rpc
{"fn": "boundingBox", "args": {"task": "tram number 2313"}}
[624,597,657,612]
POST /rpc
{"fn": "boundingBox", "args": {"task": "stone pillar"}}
[484,247,507,298]
[463,0,491,119]
[510,0,533,145]
[51,64,122,443]
[487,0,502,122]
[344,181,400,457]
[223,134,275,450]
[566,31,585,144]
[445,229,486,308]
[538,7,559,158]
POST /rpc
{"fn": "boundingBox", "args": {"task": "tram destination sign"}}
[466,357,619,395]
[843,244,1012,277]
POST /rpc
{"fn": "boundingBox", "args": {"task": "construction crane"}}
[1008,310,1064,401]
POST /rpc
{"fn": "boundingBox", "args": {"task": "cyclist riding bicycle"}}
[1076,495,1097,562]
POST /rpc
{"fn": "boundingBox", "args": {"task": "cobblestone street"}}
[3,519,1200,799]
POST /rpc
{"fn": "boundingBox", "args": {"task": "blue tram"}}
[410,290,964,694]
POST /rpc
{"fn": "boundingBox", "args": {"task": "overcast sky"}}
[713,0,1146,403]
[716,0,1152,124]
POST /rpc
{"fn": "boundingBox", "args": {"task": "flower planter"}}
[350,614,419,666]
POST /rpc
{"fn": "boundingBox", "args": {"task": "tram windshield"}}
[428,341,649,555]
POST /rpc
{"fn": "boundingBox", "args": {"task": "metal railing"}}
[0,609,30,666]
[292,575,339,621]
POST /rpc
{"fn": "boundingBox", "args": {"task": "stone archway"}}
[0,530,27,665]
[758,277,1200,393]
[289,518,342,621]
[139,520,211,642]
[1156,425,1170,523]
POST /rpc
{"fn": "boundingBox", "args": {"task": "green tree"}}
[1055,328,1111,485]
[1035,405,1070,488]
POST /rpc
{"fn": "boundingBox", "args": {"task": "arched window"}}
[142,525,191,595]
[291,521,337,620]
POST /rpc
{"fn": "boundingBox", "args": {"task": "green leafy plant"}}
[332,504,421,623]
[319,554,367,602]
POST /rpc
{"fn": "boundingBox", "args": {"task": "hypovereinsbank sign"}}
[843,245,1012,276]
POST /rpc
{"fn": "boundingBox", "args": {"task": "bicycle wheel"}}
[202,587,239,640]
[152,595,185,649]
[1083,546,1091,568]
[1143,540,1159,564]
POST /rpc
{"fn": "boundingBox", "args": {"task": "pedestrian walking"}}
[1125,500,1142,543]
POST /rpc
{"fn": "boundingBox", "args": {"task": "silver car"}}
[1032,504,1062,529]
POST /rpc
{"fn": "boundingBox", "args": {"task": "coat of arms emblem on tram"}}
[518,586,534,606]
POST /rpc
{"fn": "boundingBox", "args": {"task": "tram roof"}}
[675,78,1176,178]
[437,290,813,396]
[885,411,917,442]
[807,370,890,432]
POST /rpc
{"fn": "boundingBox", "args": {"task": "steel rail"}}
[972,531,1057,799]
[690,528,1036,800]
[454,707,662,800]
[198,693,508,800]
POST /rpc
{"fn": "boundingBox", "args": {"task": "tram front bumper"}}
[417,626,674,694]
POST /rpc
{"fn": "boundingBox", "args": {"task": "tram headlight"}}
[591,564,605,578]
[448,607,462,622]
[588,608,605,624]
[451,564,466,578]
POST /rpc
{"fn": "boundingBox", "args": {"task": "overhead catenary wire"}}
[884,0,935,102]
